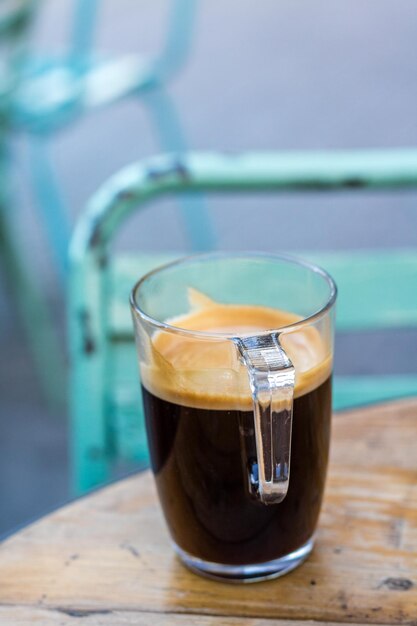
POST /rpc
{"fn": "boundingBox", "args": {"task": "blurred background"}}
[1,0,417,535]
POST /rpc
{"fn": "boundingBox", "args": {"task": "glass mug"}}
[130,253,337,582]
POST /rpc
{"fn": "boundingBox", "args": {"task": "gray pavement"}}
[1,0,417,534]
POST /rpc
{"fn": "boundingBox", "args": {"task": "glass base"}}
[174,536,315,583]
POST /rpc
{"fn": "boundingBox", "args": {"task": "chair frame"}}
[2,0,212,406]
[12,0,214,282]
[70,148,417,492]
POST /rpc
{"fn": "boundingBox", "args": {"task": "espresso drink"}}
[141,294,332,566]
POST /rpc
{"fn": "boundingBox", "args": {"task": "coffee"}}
[141,295,332,566]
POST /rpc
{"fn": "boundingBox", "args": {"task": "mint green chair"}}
[2,0,210,406]
[0,1,66,408]
[12,0,214,283]
[70,149,417,493]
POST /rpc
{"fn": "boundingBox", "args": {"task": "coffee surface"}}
[141,290,332,411]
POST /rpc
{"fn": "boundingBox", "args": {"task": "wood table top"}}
[0,399,416,625]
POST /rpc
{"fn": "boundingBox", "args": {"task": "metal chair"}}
[0,1,66,407]
[12,0,214,283]
[2,0,212,405]
[70,149,417,493]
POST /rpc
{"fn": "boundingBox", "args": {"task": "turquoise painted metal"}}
[11,0,213,281]
[70,149,417,493]
[0,0,66,408]
[2,0,211,405]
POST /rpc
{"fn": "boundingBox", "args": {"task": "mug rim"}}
[130,251,337,339]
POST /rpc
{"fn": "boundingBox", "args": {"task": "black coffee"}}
[142,375,331,566]
[139,297,332,566]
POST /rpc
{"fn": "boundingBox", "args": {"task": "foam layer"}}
[141,290,332,410]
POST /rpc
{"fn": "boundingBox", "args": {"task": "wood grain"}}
[0,607,374,626]
[0,399,416,625]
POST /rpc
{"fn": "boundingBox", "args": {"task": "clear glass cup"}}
[130,252,337,582]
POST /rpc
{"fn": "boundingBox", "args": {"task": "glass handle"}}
[236,334,295,505]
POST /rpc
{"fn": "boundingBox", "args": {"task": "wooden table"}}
[1,400,416,625]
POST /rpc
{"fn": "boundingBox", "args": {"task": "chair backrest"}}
[70,149,417,492]
[71,148,417,311]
